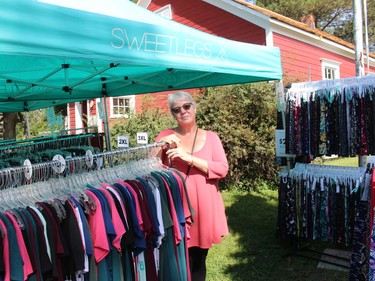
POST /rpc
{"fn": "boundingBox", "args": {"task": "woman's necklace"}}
[185,126,198,178]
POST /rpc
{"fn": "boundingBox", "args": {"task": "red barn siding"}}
[68,103,76,135]
[148,0,266,45]
[273,33,356,82]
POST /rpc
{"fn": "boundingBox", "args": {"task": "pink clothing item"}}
[117,180,145,233]
[0,220,10,281]
[106,185,130,231]
[156,129,229,249]
[99,186,126,252]
[5,212,33,280]
[85,190,110,263]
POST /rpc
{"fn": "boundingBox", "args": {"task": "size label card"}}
[137,132,148,145]
[118,136,129,148]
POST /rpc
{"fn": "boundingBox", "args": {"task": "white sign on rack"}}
[117,135,129,148]
[275,129,295,157]
[137,132,148,145]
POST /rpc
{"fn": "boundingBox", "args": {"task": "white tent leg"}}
[26,112,30,139]
[102,96,111,152]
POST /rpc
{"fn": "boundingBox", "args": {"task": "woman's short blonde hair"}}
[167,91,196,111]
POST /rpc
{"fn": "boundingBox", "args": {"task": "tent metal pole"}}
[102,96,111,152]
[26,112,30,139]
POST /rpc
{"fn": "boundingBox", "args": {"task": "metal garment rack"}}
[0,141,165,190]
[0,133,95,152]
[280,163,368,270]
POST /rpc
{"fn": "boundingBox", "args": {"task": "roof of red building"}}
[233,0,375,58]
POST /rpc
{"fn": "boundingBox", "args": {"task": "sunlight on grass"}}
[315,156,360,167]
[205,187,349,281]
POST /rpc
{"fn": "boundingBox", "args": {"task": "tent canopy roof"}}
[0,0,282,112]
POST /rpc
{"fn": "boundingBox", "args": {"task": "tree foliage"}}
[257,0,375,51]
[110,83,280,191]
[110,95,176,149]
[195,83,280,190]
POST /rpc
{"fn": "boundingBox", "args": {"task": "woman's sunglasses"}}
[171,103,193,114]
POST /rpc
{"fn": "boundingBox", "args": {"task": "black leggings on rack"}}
[189,247,209,281]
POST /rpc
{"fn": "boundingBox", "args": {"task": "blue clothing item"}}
[113,182,146,254]
[349,199,370,281]
[137,176,161,246]
[69,196,94,256]
[0,212,24,281]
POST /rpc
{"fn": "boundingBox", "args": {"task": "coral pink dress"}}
[156,129,229,249]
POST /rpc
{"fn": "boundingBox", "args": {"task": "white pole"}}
[363,0,370,74]
[353,0,364,77]
[26,112,30,139]
[353,0,366,167]
[102,96,111,152]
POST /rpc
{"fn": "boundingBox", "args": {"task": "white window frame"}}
[321,59,341,80]
[110,96,135,118]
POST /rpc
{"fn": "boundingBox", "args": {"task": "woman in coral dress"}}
[155,91,229,281]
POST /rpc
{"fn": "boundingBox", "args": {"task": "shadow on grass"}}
[220,191,349,281]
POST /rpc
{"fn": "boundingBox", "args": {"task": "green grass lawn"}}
[206,189,350,280]
[206,157,358,280]
[317,156,360,167]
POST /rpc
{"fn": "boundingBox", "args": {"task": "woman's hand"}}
[166,147,193,164]
[160,134,180,149]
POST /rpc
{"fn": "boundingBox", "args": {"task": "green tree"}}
[257,0,375,51]
[16,109,50,139]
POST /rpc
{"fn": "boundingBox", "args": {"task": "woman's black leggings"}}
[189,247,209,281]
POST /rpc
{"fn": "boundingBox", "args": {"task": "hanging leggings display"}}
[277,163,374,280]
[285,76,375,158]
[276,163,369,245]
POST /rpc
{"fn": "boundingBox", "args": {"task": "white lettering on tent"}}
[111,28,222,61]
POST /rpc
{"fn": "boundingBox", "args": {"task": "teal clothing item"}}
[16,209,38,281]
[121,247,134,281]
[97,255,110,281]
[111,248,123,281]
[0,213,24,281]
[159,171,188,281]
[151,171,182,281]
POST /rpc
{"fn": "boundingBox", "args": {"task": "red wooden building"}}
[67,0,375,134]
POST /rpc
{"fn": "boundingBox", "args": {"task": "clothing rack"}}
[0,140,194,281]
[0,141,165,191]
[287,75,375,94]
[284,75,375,158]
[278,163,372,271]
[0,133,95,152]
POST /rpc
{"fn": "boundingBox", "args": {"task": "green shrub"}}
[110,95,176,149]
[195,83,279,191]
[110,83,280,191]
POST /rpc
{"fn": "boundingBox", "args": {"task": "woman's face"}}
[171,99,196,125]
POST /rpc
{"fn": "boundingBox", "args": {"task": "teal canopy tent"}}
[0,0,282,113]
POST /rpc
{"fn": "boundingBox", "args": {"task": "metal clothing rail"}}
[288,75,375,92]
[0,141,165,190]
[0,133,96,152]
